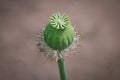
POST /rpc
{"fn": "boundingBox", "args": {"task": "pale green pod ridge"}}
[44,13,74,51]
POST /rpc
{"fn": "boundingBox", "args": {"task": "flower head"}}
[37,13,80,61]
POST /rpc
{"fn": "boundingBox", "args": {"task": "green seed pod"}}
[44,13,74,51]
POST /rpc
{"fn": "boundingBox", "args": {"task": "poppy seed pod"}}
[44,13,74,51]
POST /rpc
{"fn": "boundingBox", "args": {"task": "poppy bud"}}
[44,13,74,51]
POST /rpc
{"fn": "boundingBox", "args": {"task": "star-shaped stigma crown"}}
[49,13,70,30]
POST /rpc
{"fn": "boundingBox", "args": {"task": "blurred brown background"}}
[0,0,120,80]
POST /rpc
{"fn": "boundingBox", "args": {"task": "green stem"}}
[58,58,67,80]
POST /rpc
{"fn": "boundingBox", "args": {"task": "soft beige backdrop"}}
[0,0,120,80]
